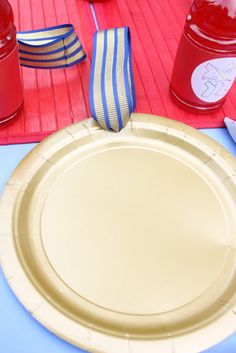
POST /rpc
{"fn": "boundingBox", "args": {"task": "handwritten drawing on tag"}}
[191,58,236,103]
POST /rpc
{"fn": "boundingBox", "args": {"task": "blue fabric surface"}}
[0,128,236,353]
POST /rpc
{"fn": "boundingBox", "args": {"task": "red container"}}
[170,0,236,113]
[0,0,23,126]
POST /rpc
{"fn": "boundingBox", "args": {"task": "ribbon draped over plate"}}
[17,24,86,69]
[90,27,136,132]
[16,24,136,131]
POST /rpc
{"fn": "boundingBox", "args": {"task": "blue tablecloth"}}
[0,128,236,353]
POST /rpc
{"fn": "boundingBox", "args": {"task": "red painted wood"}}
[0,0,235,145]
[0,0,95,144]
[93,0,236,128]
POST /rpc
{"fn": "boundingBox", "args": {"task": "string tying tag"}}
[17,24,86,69]
[89,27,136,132]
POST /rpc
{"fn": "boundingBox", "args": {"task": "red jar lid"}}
[0,0,14,36]
[191,0,236,38]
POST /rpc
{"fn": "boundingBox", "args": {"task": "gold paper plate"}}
[1,114,236,353]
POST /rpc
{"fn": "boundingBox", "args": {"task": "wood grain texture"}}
[0,0,235,145]
[94,0,236,128]
[0,0,95,144]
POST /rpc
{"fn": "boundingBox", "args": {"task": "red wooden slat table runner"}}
[0,0,236,145]
[0,0,95,144]
[93,0,236,128]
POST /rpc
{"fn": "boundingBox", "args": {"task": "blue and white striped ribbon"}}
[17,24,86,69]
[89,27,136,131]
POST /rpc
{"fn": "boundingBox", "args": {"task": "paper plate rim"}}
[1,113,236,353]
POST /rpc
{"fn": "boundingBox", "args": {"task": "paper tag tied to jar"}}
[191,58,236,103]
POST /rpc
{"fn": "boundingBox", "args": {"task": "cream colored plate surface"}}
[1,113,236,353]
